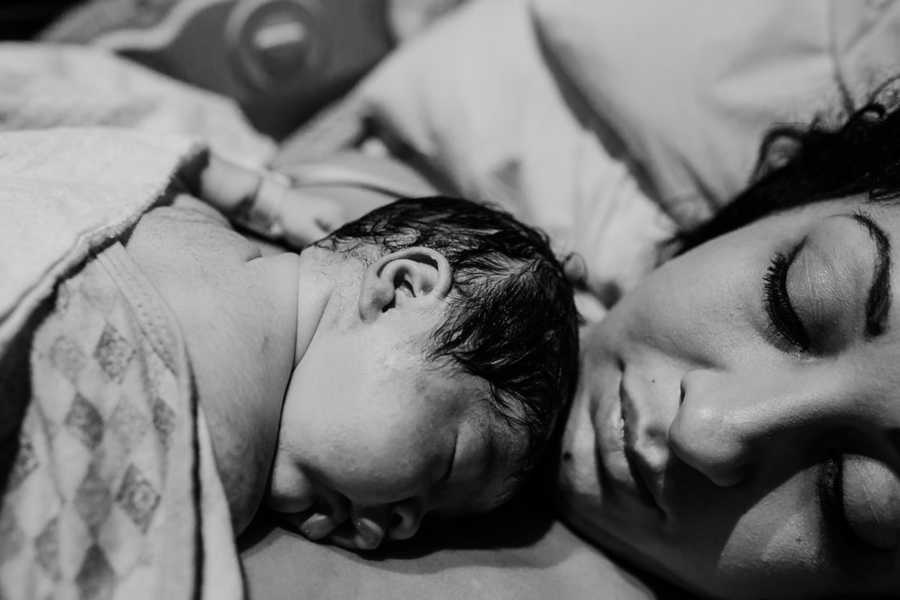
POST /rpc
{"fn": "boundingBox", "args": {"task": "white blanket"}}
[0,128,201,356]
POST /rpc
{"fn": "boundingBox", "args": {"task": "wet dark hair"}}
[678,79,900,252]
[316,196,579,501]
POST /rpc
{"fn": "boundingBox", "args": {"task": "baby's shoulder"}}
[143,193,230,229]
[133,193,262,264]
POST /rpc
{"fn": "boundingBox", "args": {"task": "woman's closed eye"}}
[762,214,889,355]
[763,242,811,352]
[819,451,900,554]
[818,450,853,551]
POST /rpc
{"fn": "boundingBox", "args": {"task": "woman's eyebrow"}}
[848,211,892,337]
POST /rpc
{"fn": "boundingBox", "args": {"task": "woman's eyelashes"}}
[817,448,900,554]
[817,450,854,550]
[763,243,811,352]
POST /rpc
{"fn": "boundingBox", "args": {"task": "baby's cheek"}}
[330,447,430,506]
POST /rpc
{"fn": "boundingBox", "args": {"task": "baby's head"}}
[267,197,578,550]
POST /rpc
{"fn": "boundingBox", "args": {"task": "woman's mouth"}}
[592,366,666,518]
[619,379,667,517]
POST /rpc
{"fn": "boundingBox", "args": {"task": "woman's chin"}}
[557,390,607,517]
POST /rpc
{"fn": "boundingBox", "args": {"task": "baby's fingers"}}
[279,193,348,248]
[310,198,347,235]
[326,516,386,551]
[281,218,330,249]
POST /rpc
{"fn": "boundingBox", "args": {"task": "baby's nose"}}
[385,498,424,541]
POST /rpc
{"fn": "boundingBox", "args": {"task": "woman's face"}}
[559,196,900,598]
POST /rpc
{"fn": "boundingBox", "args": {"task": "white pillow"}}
[357,0,674,303]
[530,0,900,228]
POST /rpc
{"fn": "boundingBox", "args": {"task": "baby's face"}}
[266,309,524,550]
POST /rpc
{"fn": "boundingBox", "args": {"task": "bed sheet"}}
[240,497,665,600]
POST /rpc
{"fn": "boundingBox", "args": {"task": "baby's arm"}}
[181,151,347,247]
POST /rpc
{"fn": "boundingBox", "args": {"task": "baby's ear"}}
[358,247,452,321]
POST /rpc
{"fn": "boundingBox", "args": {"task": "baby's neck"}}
[202,249,305,532]
[293,248,338,366]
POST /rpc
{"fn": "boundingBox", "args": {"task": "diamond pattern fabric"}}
[0,242,242,599]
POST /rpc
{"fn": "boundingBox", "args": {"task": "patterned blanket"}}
[0,129,243,600]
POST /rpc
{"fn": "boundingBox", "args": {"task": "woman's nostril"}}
[679,381,686,405]
[669,411,751,488]
[390,512,403,529]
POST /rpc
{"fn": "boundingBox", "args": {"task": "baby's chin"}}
[266,457,316,515]
[265,471,353,546]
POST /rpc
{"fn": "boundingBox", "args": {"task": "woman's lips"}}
[619,379,667,517]
[592,367,666,517]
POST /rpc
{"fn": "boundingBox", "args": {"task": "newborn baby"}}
[125,153,579,550]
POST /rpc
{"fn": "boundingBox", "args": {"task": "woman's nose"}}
[668,368,843,487]
[668,375,748,486]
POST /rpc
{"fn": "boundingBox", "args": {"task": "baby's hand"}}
[251,172,348,248]
[191,154,349,247]
[276,188,346,248]
[277,512,390,552]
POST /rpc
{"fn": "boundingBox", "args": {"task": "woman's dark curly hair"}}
[678,79,900,252]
